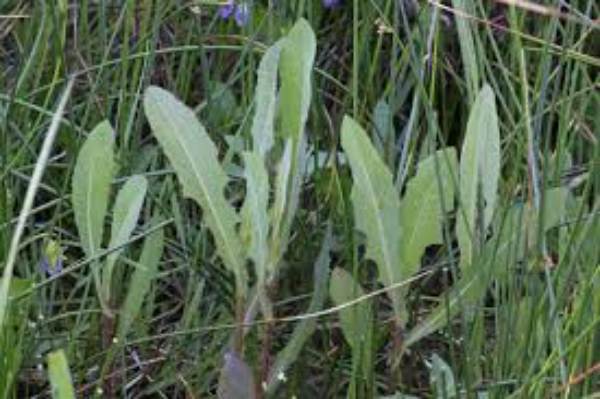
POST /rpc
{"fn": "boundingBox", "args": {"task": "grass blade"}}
[0,79,73,329]
[451,0,479,101]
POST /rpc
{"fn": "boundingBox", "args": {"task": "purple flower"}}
[234,3,250,27]
[323,0,341,8]
[218,1,235,19]
[40,255,63,277]
[218,1,251,27]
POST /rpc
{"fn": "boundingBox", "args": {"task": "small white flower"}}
[277,370,287,382]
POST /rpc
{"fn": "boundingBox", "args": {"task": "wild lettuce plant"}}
[70,120,165,394]
[143,19,320,395]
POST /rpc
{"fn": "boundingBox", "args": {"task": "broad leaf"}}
[47,350,76,399]
[399,148,457,296]
[404,206,520,347]
[373,98,394,163]
[117,223,164,340]
[251,41,281,157]
[278,18,315,146]
[341,116,404,321]
[268,18,316,271]
[404,195,569,348]
[268,139,307,269]
[72,120,115,260]
[144,86,246,297]
[241,152,270,281]
[329,267,372,350]
[103,175,147,299]
[457,84,500,269]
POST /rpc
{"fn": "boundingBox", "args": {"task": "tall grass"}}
[0,0,598,397]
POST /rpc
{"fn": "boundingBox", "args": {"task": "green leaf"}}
[268,139,307,268]
[278,18,316,146]
[241,152,270,281]
[541,187,568,232]
[103,175,147,300]
[341,116,404,321]
[329,267,372,350]
[264,19,315,273]
[399,148,457,293]
[72,120,115,260]
[405,203,540,348]
[457,84,500,269]
[143,86,246,297]
[373,98,393,163]
[47,350,76,399]
[117,223,164,340]
[251,41,281,157]
[404,208,516,347]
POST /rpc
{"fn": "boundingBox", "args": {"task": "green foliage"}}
[0,279,31,398]
[456,84,500,270]
[266,228,332,394]
[269,18,315,270]
[71,121,115,310]
[72,121,115,261]
[240,153,270,284]
[405,186,571,348]
[399,149,458,298]
[342,115,459,328]
[117,223,164,340]
[1,3,598,398]
[278,19,316,146]
[341,115,403,321]
[451,0,480,101]
[251,41,282,157]
[329,267,371,350]
[47,349,76,399]
[103,175,148,301]
[72,121,151,319]
[329,267,374,398]
[144,86,247,298]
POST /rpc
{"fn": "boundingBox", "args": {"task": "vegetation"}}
[0,0,598,397]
